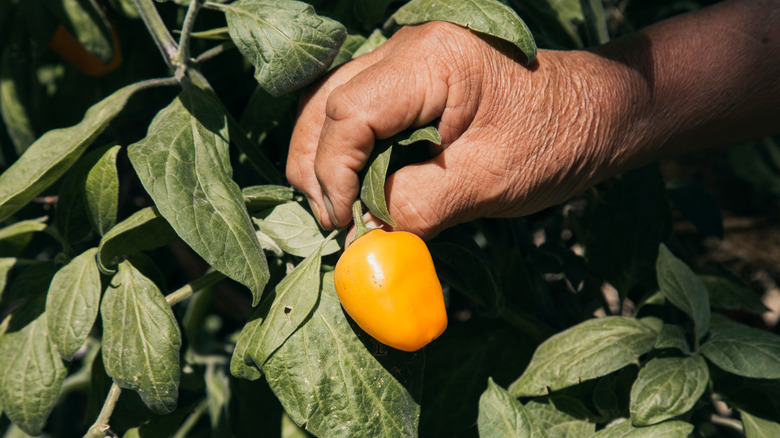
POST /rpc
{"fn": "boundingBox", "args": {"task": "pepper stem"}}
[350,200,371,244]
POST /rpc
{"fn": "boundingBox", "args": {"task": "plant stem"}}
[350,200,371,243]
[133,0,178,68]
[83,383,122,438]
[175,0,204,67]
[171,399,209,438]
[710,414,744,433]
[166,270,227,306]
[194,41,236,64]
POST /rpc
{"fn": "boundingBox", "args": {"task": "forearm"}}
[597,0,780,171]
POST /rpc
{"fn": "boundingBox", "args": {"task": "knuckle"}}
[324,84,359,122]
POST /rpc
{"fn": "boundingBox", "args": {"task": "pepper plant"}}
[1,0,779,437]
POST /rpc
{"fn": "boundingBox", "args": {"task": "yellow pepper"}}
[334,228,448,352]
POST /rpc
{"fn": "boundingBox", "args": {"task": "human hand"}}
[286,21,641,239]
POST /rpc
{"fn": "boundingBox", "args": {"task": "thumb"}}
[313,55,451,228]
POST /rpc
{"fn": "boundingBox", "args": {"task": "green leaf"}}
[0,33,36,154]
[45,247,101,361]
[97,206,178,273]
[84,144,120,236]
[592,418,693,438]
[0,257,17,296]
[100,261,182,414]
[204,364,231,432]
[351,29,387,59]
[0,296,66,435]
[653,324,690,354]
[656,244,710,342]
[47,0,114,63]
[478,378,548,437]
[238,86,298,148]
[386,0,537,64]
[330,34,367,68]
[428,226,504,316]
[580,0,610,46]
[0,80,156,223]
[231,241,324,379]
[222,0,347,96]
[629,356,709,425]
[525,400,595,438]
[397,126,442,146]
[509,317,657,397]
[700,274,769,314]
[360,139,395,226]
[252,202,340,258]
[740,409,780,438]
[263,272,423,437]
[242,185,296,212]
[700,328,780,378]
[127,82,269,305]
[505,0,584,50]
[54,145,110,245]
[0,217,47,257]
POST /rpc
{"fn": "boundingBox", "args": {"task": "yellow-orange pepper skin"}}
[334,229,448,352]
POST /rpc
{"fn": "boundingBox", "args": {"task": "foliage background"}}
[0,0,779,437]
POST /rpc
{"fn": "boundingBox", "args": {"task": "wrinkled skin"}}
[287,0,780,240]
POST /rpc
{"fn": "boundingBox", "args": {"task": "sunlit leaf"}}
[386,0,537,64]
[242,185,295,212]
[222,0,347,96]
[740,409,780,438]
[231,239,325,379]
[525,400,595,438]
[592,418,693,437]
[331,34,367,68]
[478,378,548,437]
[84,144,120,236]
[45,247,101,360]
[263,272,423,437]
[656,244,710,341]
[398,126,442,146]
[700,328,780,379]
[101,261,181,414]
[128,81,269,305]
[509,317,657,397]
[97,206,178,273]
[630,356,709,425]
[252,202,340,257]
[351,29,387,59]
[0,80,159,223]
[360,139,395,226]
[0,284,66,435]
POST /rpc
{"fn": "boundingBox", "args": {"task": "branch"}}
[133,0,178,68]
[83,383,122,438]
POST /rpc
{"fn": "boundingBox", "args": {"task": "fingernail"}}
[322,194,340,228]
[362,212,381,229]
[305,196,325,228]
